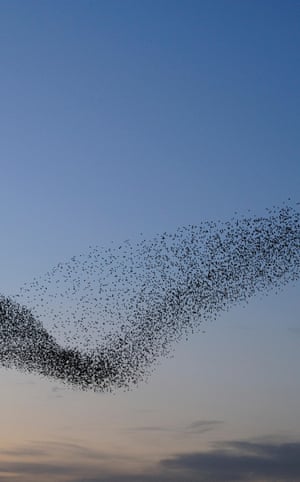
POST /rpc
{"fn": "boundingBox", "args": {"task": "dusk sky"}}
[0,1,300,481]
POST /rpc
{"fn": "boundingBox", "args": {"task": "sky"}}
[0,0,299,481]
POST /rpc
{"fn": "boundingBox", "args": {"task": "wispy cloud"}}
[185,420,223,434]
[127,419,223,435]
[1,441,106,461]
[127,425,172,433]
[0,440,139,482]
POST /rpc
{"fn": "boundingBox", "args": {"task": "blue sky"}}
[0,1,299,481]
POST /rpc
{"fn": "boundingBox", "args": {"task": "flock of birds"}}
[0,204,299,392]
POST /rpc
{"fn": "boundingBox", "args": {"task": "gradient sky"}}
[0,1,299,481]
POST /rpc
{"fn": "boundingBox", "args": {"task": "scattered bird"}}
[0,204,299,392]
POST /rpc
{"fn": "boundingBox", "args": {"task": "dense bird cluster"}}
[0,204,299,392]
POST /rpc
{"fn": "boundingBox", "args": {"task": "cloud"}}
[1,438,300,482]
[161,440,300,481]
[127,419,223,435]
[1,441,106,461]
[128,425,172,432]
[0,461,72,476]
[0,441,138,482]
[1,447,48,457]
[185,420,224,434]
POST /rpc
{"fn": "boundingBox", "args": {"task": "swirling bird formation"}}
[0,204,299,391]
